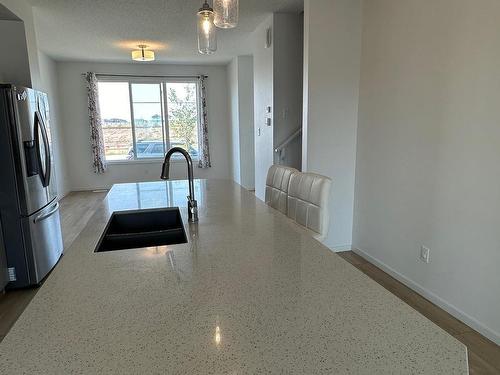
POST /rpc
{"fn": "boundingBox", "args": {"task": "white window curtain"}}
[197,76,211,168]
[84,72,107,174]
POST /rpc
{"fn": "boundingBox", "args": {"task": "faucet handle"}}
[187,197,198,223]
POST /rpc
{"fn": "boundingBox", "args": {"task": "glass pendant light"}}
[214,0,238,29]
[197,1,217,55]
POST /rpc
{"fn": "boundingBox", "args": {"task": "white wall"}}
[227,56,255,189]
[0,0,41,88]
[56,61,231,191]
[303,0,362,250]
[228,58,241,185]
[237,56,255,190]
[38,52,69,197]
[252,15,274,200]
[353,0,500,344]
[273,13,303,170]
[0,19,31,86]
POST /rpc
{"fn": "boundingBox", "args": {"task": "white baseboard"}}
[331,244,352,252]
[353,247,500,346]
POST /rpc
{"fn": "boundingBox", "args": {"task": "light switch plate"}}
[420,246,430,263]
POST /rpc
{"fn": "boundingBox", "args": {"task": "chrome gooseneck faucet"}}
[161,147,198,223]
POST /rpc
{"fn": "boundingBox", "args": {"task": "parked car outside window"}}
[127,141,198,160]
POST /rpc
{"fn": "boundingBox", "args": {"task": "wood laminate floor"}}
[0,192,498,373]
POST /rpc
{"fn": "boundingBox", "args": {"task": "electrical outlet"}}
[257,127,261,136]
[420,246,430,263]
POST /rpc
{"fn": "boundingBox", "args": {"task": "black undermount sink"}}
[95,208,188,253]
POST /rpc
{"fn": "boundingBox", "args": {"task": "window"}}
[98,78,200,162]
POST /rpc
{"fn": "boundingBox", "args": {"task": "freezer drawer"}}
[22,201,63,284]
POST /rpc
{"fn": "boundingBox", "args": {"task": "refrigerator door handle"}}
[34,202,59,223]
[41,114,52,187]
[34,110,51,188]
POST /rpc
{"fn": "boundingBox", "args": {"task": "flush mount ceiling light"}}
[197,1,217,55]
[131,45,155,62]
[214,0,238,29]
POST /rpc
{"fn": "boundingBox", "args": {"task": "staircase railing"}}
[274,127,302,165]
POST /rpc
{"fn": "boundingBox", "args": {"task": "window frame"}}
[97,76,201,164]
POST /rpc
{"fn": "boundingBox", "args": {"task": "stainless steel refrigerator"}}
[0,84,63,289]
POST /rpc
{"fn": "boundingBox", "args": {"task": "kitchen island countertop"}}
[0,179,467,374]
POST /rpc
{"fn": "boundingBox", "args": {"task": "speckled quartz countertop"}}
[0,180,467,374]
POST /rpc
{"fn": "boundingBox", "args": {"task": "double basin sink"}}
[95,208,188,253]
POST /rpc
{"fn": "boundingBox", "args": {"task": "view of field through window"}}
[98,80,200,161]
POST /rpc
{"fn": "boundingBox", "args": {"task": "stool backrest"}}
[265,165,299,215]
[287,172,332,241]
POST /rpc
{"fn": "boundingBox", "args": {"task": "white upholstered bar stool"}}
[287,172,332,241]
[265,165,299,215]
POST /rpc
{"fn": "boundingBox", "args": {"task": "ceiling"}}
[27,0,303,64]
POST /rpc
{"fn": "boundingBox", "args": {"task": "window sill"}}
[105,158,199,166]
